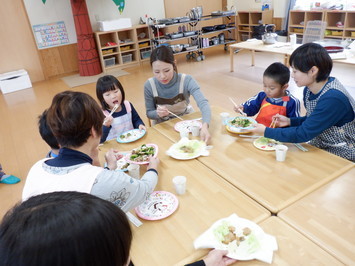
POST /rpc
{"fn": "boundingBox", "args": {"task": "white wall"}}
[23,0,166,45]
[86,0,165,31]
[227,0,287,18]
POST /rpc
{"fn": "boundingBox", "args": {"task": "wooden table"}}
[229,40,355,72]
[99,127,270,266]
[278,167,355,265]
[154,106,354,213]
[229,41,296,72]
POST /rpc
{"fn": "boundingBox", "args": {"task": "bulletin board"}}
[23,0,77,49]
[33,21,69,49]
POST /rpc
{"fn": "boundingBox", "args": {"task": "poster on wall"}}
[32,21,69,49]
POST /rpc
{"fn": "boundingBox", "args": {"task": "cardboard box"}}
[0,69,32,94]
[98,18,132,31]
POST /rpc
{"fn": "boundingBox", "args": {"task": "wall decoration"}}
[32,21,69,49]
[113,0,125,14]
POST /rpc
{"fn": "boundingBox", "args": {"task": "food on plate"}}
[119,132,132,139]
[180,145,194,153]
[255,137,281,149]
[117,129,146,143]
[166,139,207,160]
[214,221,260,254]
[231,117,252,128]
[130,144,155,162]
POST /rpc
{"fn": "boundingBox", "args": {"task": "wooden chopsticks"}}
[103,104,119,124]
[157,105,184,121]
[228,97,247,116]
[269,117,277,128]
[167,110,184,120]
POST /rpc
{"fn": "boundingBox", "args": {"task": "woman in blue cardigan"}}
[251,43,355,161]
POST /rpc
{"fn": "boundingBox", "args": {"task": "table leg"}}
[230,46,234,72]
[251,50,255,66]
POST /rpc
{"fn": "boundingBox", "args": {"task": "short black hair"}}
[38,109,60,150]
[289,43,332,82]
[96,75,126,110]
[0,192,132,266]
[263,62,290,86]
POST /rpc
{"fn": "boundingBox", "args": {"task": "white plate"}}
[194,214,266,261]
[135,191,179,220]
[225,117,257,132]
[166,138,209,160]
[117,129,146,143]
[174,120,202,132]
[212,216,265,260]
[253,137,282,151]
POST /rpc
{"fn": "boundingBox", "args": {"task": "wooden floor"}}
[1,46,354,218]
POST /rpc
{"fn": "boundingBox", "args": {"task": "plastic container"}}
[122,54,132,63]
[140,49,151,59]
[104,57,116,67]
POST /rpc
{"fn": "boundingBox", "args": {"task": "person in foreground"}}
[251,43,355,161]
[144,45,212,143]
[38,109,60,158]
[22,91,159,212]
[96,75,146,143]
[235,62,300,126]
[0,192,236,266]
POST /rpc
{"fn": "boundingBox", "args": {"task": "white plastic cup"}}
[220,112,230,125]
[275,145,288,162]
[290,34,297,48]
[172,176,187,195]
[179,128,189,139]
[127,164,140,179]
[191,125,200,137]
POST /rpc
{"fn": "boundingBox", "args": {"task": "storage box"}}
[0,69,32,94]
[120,45,131,51]
[140,49,151,59]
[102,49,113,55]
[122,54,132,63]
[331,31,343,36]
[98,18,132,31]
[104,57,116,67]
[241,34,249,41]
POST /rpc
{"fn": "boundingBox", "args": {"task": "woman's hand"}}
[156,105,169,118]
[104,149,119,170]
[200,122,211,145]
[249,123,266,135]
[103,116,113,127]
[147,156,160,171]
[203,249,237,266]
[273,114,290,128]
[139,124,146,131]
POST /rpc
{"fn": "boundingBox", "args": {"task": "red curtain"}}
[70,0,102,76]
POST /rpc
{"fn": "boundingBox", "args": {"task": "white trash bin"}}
[0,69,32,94]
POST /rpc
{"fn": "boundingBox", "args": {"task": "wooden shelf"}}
[95,25,152,72]
[288,10,355,42]
[237,10,273,42]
